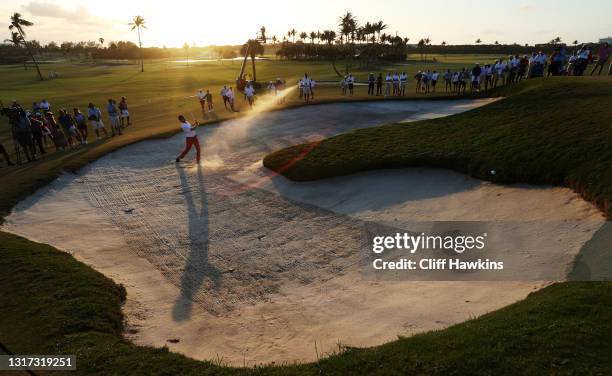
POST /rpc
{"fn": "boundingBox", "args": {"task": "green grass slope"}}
[264,77,612,218]
[3,232,612,375]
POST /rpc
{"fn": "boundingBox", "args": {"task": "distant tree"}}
[98,37,104,47]
[417,38,426,61]
[259,26,266,43]
[128,15,146,72]
[4,31,26,68]
[9,12,43,80]
[441,40,447,59]
[240,39,264,81]
[572,40,579,47]
[494,40,499,45]
[475,38,482,44]
[271,35,277,45]
[288,29,296,43]
[309,31,316,44]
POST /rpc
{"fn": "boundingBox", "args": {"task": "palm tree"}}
[299,32,307,42]
[9,12,43,80]
[271,35,277,45]
[309,31,316,44]
[475,38,482,45]
[98,37,105,47]
[572,40,579,47]
[129,15,146,72]
[240,39,264,81]
[441,41,447,60]
[288,29,296,43]
[375,20,387,43]
[259,26,266,42]
[4,31,27,69]
[417,38,426,61]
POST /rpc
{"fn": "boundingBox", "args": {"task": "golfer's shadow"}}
[172,163,221,321]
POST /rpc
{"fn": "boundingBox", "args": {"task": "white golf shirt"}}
[181,121,196,138]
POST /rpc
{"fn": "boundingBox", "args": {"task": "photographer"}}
[1,102,37,163]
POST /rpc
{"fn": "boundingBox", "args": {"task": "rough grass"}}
[264,77,612,218]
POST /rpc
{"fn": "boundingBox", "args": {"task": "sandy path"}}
[3,99,605,365]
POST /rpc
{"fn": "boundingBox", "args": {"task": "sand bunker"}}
[3,99,605,365]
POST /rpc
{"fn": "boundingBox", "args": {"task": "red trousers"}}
[178,136,200,161]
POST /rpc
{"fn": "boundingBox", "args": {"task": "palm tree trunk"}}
[19,31,43,81]
[138,27,144,72]
[251,56,256,82]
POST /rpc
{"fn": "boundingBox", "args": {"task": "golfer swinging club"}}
[175,114,201,164]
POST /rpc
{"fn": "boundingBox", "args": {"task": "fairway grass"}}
[1,60,612,374]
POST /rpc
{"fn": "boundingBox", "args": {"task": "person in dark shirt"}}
[376,73,383,96]
[28,113,46,155]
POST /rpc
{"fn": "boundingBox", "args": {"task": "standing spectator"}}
[414,71,422,93]
[400,72,408,96]
[58,109,82,148]
[197,90,206,111]
[376,73,383,96]
[590,42,611,75]
[45,112,68,151]
[244,84,255,108]
[471,63,482,92]
[74,108,88,144]
[39,99,50,113]
[118,97,131,127]
[28,113,46,155]
[205,90,213,111]
[340,76,347,96]
[11,108,37,162]
[227,87,238,112]
[88,103,108,139]
[367,73,375,96]
[220,86,230,110]
[431,71,439,93]
[444,70,452,92]
[346,73,355,96]
[385,73,392,96]
[392,72,400,96]
[302,74,312,103]
[107,99,122,136]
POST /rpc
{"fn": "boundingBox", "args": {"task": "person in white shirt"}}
[399,72,408,96]
[346,74,355,96]
[340,76,347,95]
[197,90,206,111]
[384,73,392,96]
[244,84,255,108]
[220,86,230,111]
[39,99,50,112]
[227,87,238,112]
[302,74,312,103]
[175,115,200,164]
[431,71,439,93]
[392,72,400,96]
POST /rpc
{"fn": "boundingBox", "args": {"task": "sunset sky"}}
[1,0,610,48]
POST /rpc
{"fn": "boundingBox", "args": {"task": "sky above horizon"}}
[0,0,610,48]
